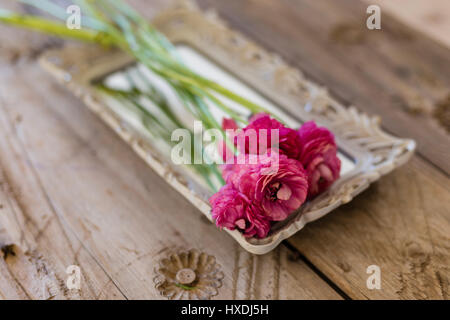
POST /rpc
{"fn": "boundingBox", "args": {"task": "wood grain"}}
[0,96,126,300]
[289,158,450,299]
[198,0,450,175]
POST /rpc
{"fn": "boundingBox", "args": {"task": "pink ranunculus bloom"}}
[223,151,309,221]
[222,117,239,131]
[224,113,302,159]
[209,184,271,238]
[297,121,341,197]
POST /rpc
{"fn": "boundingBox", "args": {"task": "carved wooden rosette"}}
[153,249,224,300]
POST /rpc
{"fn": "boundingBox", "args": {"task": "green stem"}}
[98,84,222,191]
[18,0,105,31]
[0,9,113,45]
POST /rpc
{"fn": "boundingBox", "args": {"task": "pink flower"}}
[209,184,271,238]
[297,121,341,197]
[224,114,302,159]
[223,151,308,221]
[222,118,239,131]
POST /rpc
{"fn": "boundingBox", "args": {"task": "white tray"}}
[39,1,415,254]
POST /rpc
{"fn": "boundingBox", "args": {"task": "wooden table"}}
[0,0,448,300]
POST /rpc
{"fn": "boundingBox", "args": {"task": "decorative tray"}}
[39,1,415,254]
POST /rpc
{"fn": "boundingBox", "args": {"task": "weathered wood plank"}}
[198,0,450,175]
[289,158,450,299]
[233,245,341,299]
[0,57,341,299]
[0,98,126,300]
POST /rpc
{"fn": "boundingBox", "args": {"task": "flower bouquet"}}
[211,116,340,239]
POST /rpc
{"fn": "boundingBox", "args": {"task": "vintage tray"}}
[39,1,415,254]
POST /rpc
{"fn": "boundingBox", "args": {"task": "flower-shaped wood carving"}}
[154,249,224,300]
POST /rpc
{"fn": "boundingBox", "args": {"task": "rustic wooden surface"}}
[0,0,449,300]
